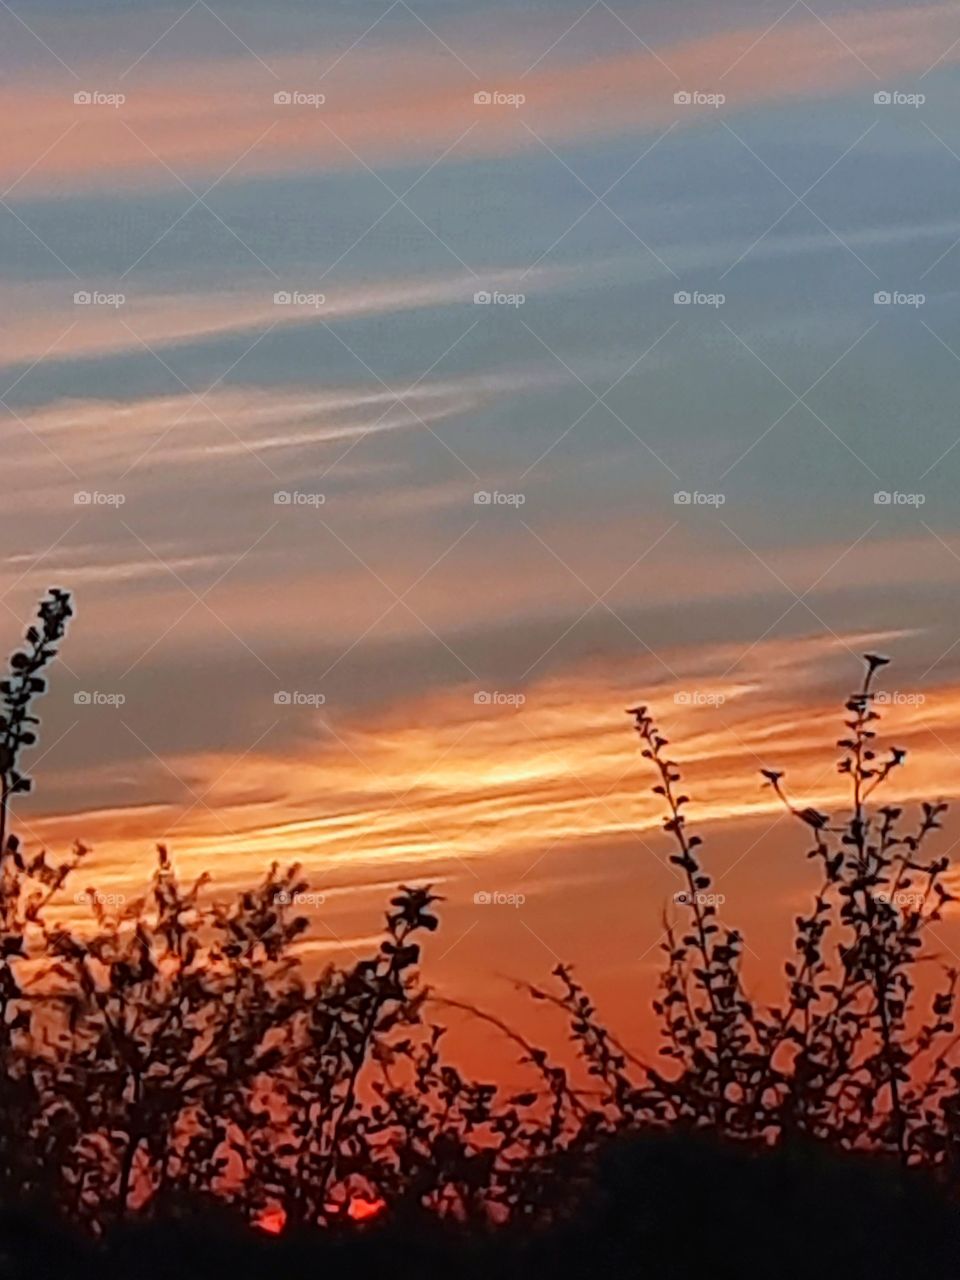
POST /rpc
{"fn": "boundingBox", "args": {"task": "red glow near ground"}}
[253,1197,385,1234]
[348,1196,386,1222]
[254,1207,286,1235]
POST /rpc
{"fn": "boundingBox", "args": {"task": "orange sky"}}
[6,0,960,1079]
[20,626,960,1077]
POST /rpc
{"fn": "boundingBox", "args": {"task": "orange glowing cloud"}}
[27,629,960,906]
[23,625,960,1076]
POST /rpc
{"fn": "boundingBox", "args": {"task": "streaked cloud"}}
[4,4,958,195]
[27,628,959,907]
[5,0,960,1028]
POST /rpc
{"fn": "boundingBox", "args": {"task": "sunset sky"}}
[5,0,960,1071]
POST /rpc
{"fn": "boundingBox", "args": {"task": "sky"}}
[4,0,960,1070]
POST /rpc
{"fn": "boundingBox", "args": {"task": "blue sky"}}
[4,0,960,1029]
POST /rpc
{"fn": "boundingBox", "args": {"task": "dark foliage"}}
[0,592,958,1277]
[3,1137,960,1279]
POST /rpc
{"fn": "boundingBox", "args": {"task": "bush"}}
[0,591,959,1275]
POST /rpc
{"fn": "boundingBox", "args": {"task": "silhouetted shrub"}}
[1,591,959,1277]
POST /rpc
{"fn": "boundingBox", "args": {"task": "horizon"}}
[5,0,960,1073]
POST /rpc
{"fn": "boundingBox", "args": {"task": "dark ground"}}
[3,1134,957,1280]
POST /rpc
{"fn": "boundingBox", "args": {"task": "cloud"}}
[4,4,957,195]
[0,265,575,369]
[25,628,960,897]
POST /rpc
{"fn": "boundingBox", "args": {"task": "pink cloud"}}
[3,3,957,195]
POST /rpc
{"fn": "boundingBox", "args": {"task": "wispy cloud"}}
[0,266,573,368]
[5,4,958,195]
[28,629,959,892]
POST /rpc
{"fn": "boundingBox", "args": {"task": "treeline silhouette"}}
[1,590,960,1278]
